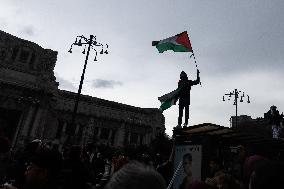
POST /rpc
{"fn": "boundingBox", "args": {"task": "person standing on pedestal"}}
[177,69,200,128]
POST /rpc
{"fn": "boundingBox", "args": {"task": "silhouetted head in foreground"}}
[24,144,62,189]
[104,161,166,189]
[249,160,284,189]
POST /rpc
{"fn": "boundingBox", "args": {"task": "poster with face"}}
[173,145,202,189]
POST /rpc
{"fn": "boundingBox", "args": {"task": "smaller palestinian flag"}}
[152,31,193,53]
[158,88,181,112]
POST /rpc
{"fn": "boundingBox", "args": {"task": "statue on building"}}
[264,105,284,139]
[177,69,200,128]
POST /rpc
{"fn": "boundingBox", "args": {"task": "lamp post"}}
[68,35,108,141]
[223,89,250,128]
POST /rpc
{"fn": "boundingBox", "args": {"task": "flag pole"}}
[191,50,202,87]
[187,29,202,86]
[167,160,183,189]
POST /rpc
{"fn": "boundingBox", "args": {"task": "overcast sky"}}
[1,0,284,135]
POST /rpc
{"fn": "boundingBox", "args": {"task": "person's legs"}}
[184,105,189,126]
[178,104,184,126]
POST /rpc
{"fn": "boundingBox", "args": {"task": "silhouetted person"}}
[249,160,284,189]
[104,161,166,189]
[264,106,284,139]
[177,70,200,127]
[23,146,62,189]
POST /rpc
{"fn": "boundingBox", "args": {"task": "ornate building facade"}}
[0,30,165,150]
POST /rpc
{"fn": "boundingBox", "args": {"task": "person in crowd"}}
[104,161,166,189]
[110,152,128,175]
[230,145,246,181]
[205,170,239,189]
[0,134,11,183]
[92,152,105,177]
[137,153,155,167]
[186,180,209,189]
[23,146,62,189]
[5,140,43,188]
[59,145,94,189]
[207,158,221,178]
[156,144,174,186]
[242,154,266,189]
[248,160,284,189]
[1,142,62,189]
[0,134,10,154]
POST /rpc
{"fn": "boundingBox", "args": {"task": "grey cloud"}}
[190,0,284,76]
[55,73,77,92]
[92,79,123,89]
[19,25,35,36]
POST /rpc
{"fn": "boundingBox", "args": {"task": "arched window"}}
[0,47,7,61]
[18,48,31,63]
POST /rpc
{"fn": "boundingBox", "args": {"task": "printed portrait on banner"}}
[173,145,202,189]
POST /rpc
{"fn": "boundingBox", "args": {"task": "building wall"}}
[231,114,282,138]
[0,30,165,150]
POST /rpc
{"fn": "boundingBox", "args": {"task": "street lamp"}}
[68,35,108,140]
[223,89,250,128]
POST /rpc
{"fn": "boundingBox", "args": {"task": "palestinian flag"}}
[152,31,193,53]
[158,88,181,112]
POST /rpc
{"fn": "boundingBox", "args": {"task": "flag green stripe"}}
[159,99,175,112]
[156,42,190,53]
[159,88,181,112]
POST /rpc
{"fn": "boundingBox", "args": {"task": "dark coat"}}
[178,77,200,105]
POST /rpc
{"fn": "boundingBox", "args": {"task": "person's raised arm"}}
[191,69,200,85]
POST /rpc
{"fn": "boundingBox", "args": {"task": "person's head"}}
[182,153,192,176]
[244,154,266,183]
[214,171,239,189]
[209,158,220,174]
[68,145,82,160]
[270,105,277,112]
[105,161,166,189]
[180,71,188,80]
[24,139,42,154]
[0,135,10,153]
[249,160,284,189]
[25,145,61,187]
[189,180,209,189]
[137,153,154,167]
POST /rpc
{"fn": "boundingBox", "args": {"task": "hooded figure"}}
[177,69,200,127]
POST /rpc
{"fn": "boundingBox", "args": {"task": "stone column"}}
[35,109,48,139]
[59,122,68,145]
[18,106,35,145]
[113,122,125,147]
[97,127,102,139]
[137,135,141,145]
[30,108,43,138]
[11,112,25,149]
[108,129,113,140]
[145,133,151,145]
[20,106,35,137]
[75,124,80,135]
[87,118,95,143]
[62,122,67,134]
[127,131,131,144]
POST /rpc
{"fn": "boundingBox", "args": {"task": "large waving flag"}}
[152,31,192,53]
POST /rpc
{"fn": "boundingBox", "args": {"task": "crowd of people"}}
[0,138,284,189]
